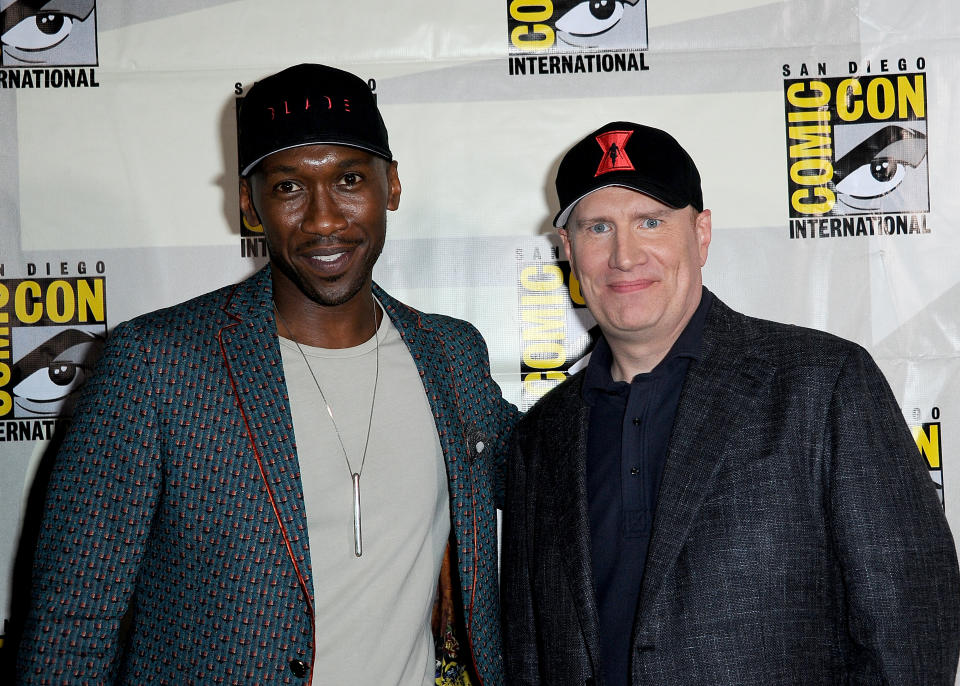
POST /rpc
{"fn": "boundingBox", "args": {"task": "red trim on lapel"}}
[217,281,317,681]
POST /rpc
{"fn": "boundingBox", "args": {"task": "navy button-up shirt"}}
[582,287,713,686]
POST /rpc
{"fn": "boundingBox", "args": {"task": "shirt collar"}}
[582,286,714,403]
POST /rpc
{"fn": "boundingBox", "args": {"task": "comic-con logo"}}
[507,1,649,76]
[783,59,929,239]
[912,419,945,507]
[517,246,598,409]
[1,0,99,89]
[0,277,106,434]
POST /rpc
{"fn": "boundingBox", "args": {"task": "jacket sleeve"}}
[501,423,542,685]
[16,321,163,685]
[827,346,960,683]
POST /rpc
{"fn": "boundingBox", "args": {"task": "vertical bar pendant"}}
[352,472,362,557]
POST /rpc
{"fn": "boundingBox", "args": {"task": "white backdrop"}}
[1,0,958,675]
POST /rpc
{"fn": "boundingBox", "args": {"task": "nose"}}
[609,226,647,271]
[301,188,348,236]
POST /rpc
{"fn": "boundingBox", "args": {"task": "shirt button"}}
[289,659,308,678]
[632,417,641,426]
[630,467,640,476]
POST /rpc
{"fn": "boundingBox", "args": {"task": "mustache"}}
[297,236,364,249]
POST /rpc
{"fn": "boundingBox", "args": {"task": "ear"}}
[239,177,262,228]
[385,160,401,211]
[558,227,573,263]
[558,226,581,282]
[694,209,712,266]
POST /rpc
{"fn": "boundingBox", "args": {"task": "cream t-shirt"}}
[279,308,450,685]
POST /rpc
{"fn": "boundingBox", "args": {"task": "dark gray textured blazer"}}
[501,296,960,685]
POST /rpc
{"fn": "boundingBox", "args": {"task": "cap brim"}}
[241,140,392,176]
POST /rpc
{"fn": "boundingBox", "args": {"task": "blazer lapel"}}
[548,376,604,676]
[635,303,773,631]
[217,267,314,604]
[376,287,487,632]
[375,287,472,544]
[374,285,465,495]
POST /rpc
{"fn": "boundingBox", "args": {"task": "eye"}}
[1,13,77,51]
[835,159,906,199]
[833,125,926,201]
[586,222,613,234]
[12,336,102,409]
[555,1,624,36]
[640,218,662,229]
[273,180,301,194]
[340,172,363,187]
[13,362,87,401]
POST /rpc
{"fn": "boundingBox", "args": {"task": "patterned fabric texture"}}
[502,296,960,685]
[17,266,518,685]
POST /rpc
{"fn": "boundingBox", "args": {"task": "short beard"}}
[267,230,386,308]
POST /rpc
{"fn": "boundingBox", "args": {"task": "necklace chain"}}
[274,298,380,556]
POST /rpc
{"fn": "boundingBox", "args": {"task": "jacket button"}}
[289,659,308,678]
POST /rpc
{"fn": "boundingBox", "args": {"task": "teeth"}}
[314,252,345,263]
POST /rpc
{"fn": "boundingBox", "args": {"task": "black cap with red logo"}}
[553,121,703,227]
[237,63,392,176]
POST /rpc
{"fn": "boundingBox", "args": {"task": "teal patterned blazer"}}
[17,266,518,685]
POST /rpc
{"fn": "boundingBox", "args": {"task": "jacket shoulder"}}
[707,296,868,369]
[115,277,257,341]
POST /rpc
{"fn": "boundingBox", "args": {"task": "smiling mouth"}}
[609,279,655,293]
[313,252,345,263]
[302,247,356,275]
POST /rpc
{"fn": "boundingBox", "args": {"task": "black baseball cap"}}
[237,63,391,176]
[554,121,703,227]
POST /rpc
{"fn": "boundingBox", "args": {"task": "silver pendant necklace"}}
[274,299,380,557]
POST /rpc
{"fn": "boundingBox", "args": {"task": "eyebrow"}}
[12,329,104,384]
[261,156,377,176]
[335,156,378,170]
[572,214,610,226]
[572,209,668,228]
[261,164,298,174]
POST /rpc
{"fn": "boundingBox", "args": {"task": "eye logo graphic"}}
[10,327,104,418]
[1,0,97,67]
[832,123,927,213]
[508,0,648,54]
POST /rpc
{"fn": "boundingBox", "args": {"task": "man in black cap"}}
[500,121,960,685]
[17,64,517,685]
